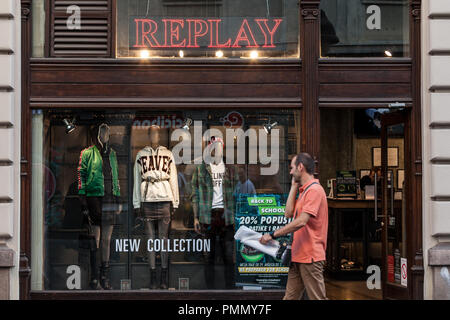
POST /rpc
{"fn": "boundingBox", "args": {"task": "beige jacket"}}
[133,145,179,209]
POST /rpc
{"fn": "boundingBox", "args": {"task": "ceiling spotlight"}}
[384,50,392,57]
[140,50,150,59]
[263,121,278,134]
[182,118,193,131]
[63,118,76,134]
[250,50,259,59]
[179,50,184,58]
[215,50,224,58]
[388,102,406,109]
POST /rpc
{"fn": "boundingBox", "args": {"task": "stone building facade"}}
[422,0,450,300]
[0,0,21,300]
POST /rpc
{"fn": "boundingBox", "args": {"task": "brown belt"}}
[142,176,169,199]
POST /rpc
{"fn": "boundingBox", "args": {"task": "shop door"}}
[380,110,409,300]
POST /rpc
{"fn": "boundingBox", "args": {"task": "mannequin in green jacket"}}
[77,123,121,290]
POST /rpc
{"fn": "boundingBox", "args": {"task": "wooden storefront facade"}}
[19,0,424,299]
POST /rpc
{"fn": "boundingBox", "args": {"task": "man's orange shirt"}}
[291,179,328,263]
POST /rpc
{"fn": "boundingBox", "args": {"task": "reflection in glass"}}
[320,0,410,57]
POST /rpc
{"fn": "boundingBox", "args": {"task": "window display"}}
[31,108,301,291]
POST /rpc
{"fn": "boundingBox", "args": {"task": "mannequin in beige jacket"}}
[133,125,179,289]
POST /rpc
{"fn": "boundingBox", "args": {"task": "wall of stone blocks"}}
[0,0,21,300]
[422,0,450,300]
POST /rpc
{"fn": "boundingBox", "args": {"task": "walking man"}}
[260,153,328,300]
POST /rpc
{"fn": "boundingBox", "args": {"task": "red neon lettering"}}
[208,19,231,48]
[232,19,259,48]
[162,19,186,47]
[133,17,281,49]
[134,19,161,48]
[255,19,283,48]
[134,19,140,47]
[187,19,209,48]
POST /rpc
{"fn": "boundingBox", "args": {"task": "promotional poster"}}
[234,194,291,288]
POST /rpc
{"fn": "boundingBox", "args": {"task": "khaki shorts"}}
[283,261,327,300]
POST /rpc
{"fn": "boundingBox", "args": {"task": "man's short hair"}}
[295,153,315,175]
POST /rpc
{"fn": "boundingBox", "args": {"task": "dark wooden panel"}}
[31,83,301,99]
[410,0,424,300]
[31,68,301,84]
[320,83,411,99]
[300,0,321,171]
[319,60,413,105]
[319,59,412,84]
[30,59,302,102]
[320,69,411,84]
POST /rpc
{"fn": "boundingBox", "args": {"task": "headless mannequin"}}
[137,127,172,289]
[80,124,119,290]
[193,138,234,289]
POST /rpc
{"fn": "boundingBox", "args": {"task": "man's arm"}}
[275,211,310,237]
[260,211,311,244]
[284,181,299,218]
[261,187,323,244]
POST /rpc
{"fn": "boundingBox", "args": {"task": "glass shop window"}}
[30,108,301,291]
[320,0,410,57]
[116,0,300,58]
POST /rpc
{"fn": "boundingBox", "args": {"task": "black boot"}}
[89,249,102,290]
[100,262,112,290]
[160,268,168,289]
[150,269,158,289]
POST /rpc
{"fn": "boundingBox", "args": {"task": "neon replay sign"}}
[130,17,285,49]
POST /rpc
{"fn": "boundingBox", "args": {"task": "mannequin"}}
[133,125,179,289]
[78,123,121,290]
[192,136,237,289]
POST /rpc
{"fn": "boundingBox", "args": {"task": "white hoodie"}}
[133,145,179,209]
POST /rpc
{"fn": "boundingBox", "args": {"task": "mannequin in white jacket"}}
[133,125,179,289]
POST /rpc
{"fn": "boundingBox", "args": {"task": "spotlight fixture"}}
[250,50,259,59]
[63,117,76,134]
[179,50,184,58]
[388,102,406,109]
[263,121,278,134]
[215,50,224,58]
[182,118,193,131]
[140,50,150,59]
[384,50,392,57]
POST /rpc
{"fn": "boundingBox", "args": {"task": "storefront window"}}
[320,0,410,57]
[116,0,300,58]
[31,108,301,290]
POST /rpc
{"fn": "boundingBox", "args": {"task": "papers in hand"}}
[234,225,280,258]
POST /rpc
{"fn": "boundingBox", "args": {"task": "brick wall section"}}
[0,0,21,300]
